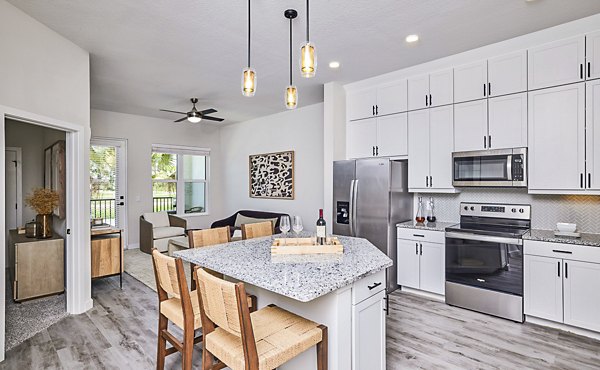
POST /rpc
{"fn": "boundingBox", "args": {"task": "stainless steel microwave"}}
[452,148,527,187]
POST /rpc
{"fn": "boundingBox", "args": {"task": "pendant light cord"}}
[306,0,309,42]
[247,0,251,68]
[289,17,293,85]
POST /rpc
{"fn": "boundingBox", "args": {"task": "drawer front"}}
[352,269,386,305]
[524,240,600,264]
[397,227,445,244]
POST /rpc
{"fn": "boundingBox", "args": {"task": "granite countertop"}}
[174,232,392,302]
[396,220,457,232]
[523,229,600,247]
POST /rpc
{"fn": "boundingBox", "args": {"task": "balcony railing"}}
[153,196,176,213]
[91,197,177,222]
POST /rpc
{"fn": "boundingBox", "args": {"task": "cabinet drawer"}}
[524,240,600,264]
[397,227,445,244]
[352,269,385,305]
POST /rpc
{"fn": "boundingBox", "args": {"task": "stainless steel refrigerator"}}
[333,158,412,293]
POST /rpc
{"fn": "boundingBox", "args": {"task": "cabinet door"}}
[407,74,429,111]
[528,36,585,90]
[429,105,454,190]
[528,84,585,191]
[488,93,527,150]
[488,50,528,96]
[407,109,430,189]
[587,80,600,190]
[454,99,488,152]
[419,241,445,295]
[347,89,377,121]
[524,255,563,322]
[563,260,600,332]
[348,118,377,159]
[429,69,454,107]
[454,60,487,103]
[377,80,407,115]
[377,113,407,157]
[352,290,386,370]
[587,31,600,80]
[397,239,420,289]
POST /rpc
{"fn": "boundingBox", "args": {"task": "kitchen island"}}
[174,233,391,370]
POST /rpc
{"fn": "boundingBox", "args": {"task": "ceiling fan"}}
[160,98,224,123]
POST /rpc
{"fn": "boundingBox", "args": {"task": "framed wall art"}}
[249,150,294,200]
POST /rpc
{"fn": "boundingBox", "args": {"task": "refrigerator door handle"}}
[352,179,359,237]
[349,179,355,237]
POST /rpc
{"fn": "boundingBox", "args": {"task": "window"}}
[151,145,209,214]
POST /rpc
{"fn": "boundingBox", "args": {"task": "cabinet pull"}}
[552,249,573,254]
[426,176,429,187]
[484,136,487,149]
[419,243,423,255]
[429,94,432,106]
[565,262,568,279]
[483,83,486,97]
[589,62,592,78]
[580,64,584,80]
[425,94,428,107]
[376,146,379,156]
[558,261,561,277]
[376,105,379,115]
[416,242,419,255]
[589,173,592,188]
[488,135,492,149]
[413,234,425,238]
[372,105,375,116]
[488,82,491,96]
[368,282,382,290]
[372,146,375,156]
[429,176,433,187]
[580,173,584,189]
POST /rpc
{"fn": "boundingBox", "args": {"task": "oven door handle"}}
[446,231,522,246]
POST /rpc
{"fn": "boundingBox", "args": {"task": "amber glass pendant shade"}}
[242,67,256,97]
[300,42,316,78]
[285,85,298,109]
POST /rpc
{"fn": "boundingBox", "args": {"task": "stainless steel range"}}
[445,202,531,322]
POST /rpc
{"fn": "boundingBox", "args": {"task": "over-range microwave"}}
[452,148,527,187]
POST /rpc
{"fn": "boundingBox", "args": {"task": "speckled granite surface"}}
[174,233,392,302]
[523,229,600,247]
[396,220,457,232]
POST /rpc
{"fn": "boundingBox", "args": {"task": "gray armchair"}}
[140,212,187,254]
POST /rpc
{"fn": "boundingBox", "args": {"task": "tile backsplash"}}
[416,189,600,233]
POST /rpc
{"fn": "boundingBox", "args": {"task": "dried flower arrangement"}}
[25,188,59,215]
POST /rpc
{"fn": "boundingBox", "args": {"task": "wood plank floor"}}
[1,274,599,369]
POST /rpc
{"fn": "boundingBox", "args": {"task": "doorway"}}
[90,138,128,247]
[4,148,22,231]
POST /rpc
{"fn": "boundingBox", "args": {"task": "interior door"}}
[376,113,407,157]
[454,60,487,103]
[428,106,454,190]
[586,80,600,190]
[419,241,445,295]
[429,69,454,107]
[524,255,563,322]
[407,74,429,111]
[4,149,19,230]
[396,238,420,289]
[488,50,528,97]
[563,260,600,332]
[454,99,488,152]
[587,30,600,80]
[407,109,430,189]
[528,36,585,90]
[355,158,389,255]
[488,93,528,150]
[347,118,377,158]
[90,138,128,244]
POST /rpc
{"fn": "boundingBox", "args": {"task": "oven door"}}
[453,149,514,187]
[445,232,523,296]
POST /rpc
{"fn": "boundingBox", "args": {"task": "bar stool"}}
[193,267,328,370]
[241,221,273,240]
[151,249,202,370]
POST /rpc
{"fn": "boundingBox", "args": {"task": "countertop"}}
[174,232,392,302]
[396,220,457,232]
[524,229,600,247]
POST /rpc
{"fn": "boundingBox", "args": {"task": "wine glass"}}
[280,215,290,245]
[292,216,303,245]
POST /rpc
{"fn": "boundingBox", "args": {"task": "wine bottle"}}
[316,209,327,245]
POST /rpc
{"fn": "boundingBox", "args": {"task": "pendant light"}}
[284,9,298,109]
[241,0,256,97]
[300,0,316,78]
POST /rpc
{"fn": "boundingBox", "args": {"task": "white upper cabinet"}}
[428,106,454,190]
[563,260,600,332]
[528,36,585,90]
[407,74,430,111]
[454,99,488,152]
[407,109,430,190]
[347,89,377,121]
[488,93,527,150]
[377,80,408,116]
[488,50,528,96]
[528,83,585,192]
[587,30,600,80]
[348,118,377,159]
[454,60,488,103]
[377,113,408,157]
[586,80,600,190]
[429,69,454,107]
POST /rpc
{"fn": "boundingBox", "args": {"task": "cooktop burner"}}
[445,202,532,238]
[445,223,530,239]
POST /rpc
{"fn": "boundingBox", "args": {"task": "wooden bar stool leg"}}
[201,345,215,370]
[182,327,194,370]
[317,325,328,370]
[156,314,168,370]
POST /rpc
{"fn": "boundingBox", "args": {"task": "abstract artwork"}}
[249,150,294,199]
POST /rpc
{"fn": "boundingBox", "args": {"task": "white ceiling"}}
[9,0,600,124]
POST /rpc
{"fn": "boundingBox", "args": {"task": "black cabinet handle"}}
[488,135,492,149]
[426,176,429,187]
[580,64,584,80]
[372,146,375,156]
[412,234,425,238]
[416,242,419,255]
[483,83,487,97]
[419,243,423,255]
[565,262,569,279]
[589,62,592,78]
[488,82,491,96]
[372,105,375,116]
[581,173,584,189]
[552,250,573,254]
[376,105,379,115]
[429,94,432,106]
[589,173,592,188]
[425,94,428,107]
[429,176,433,187]
[484,136,487,149]
[376,146,379,156]
[368,282,382,290]
[558,261,561,277]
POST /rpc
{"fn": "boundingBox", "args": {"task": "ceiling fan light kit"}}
[159,98,224,123]
[242,0,256,97]
[300,0,317,78]
[285,9,298,110]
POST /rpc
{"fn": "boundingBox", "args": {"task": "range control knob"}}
[519,208,524,213]
[470,206,475,211]
[512,208,517,213]
[464,206,469,211]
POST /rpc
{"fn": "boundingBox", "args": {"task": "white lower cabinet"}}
[352,289,386,370]
[397,229,445,295]
[524,240,600,333]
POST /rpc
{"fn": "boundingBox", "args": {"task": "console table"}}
[91,227,123,288]
[8,229,64,302]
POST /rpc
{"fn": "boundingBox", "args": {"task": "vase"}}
[36,214,53,239]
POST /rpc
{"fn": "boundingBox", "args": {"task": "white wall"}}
[90,109,223,247]
[219,103,325,232]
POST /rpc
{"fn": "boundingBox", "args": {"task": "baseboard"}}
[399,286,445,302]
[526,315,600,341]
[126,242,139,250]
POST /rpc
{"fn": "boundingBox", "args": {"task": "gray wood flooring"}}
[1,274,599,369]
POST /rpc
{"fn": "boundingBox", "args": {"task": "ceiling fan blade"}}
[202,116,225,122]
[160,109,187,115]
[199,108,217,115]
[174,116,189,122]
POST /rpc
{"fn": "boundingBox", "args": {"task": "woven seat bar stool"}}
[151,249,203,370]
[193,267,328,370]
[241,221,273,240]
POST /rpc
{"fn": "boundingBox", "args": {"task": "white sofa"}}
[139,212,187,253]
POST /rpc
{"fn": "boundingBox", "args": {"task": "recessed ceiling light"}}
[329,61,340,69]
[405,34,419,43]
